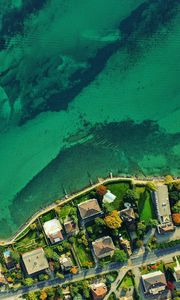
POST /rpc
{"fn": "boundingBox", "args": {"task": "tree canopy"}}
[123,189,139,203]
[146,182,157,191]
[104,210,122,229]
[112,250,127,262]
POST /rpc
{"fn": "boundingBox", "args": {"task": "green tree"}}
[172,200,180,213]
[46,287,55,298]
[112,250,127,262]
[83,288,90,299]
[137,222,146,234]
[62,240,71,250]
[56,272,64,279]
[56,287,63,297]
[148,218,158,228]
[87,226,93,234]
[45,247,54,259]
[30,223,37,230]
[11,251,20,263]
[123,189,139,203]
[146,182,157,191]
[25,277,34,286]
[135,240,143,248]
[170,191,180,201]
[27,291,38,300]
[95,217,105,227]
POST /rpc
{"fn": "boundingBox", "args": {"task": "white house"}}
[103,190,116,204]
[43,219,64,244]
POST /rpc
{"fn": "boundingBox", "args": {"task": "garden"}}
[137,188,155,224]
[103,181,131,211]
[140,261,164,275]
[73,235,94,268]
[117,272,134,289]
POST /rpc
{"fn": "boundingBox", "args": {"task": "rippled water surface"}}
[0,0,180,238]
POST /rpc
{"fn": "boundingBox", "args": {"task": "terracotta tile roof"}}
[92,236,115,258]
[78,199,102,219]
[91,283,107,299]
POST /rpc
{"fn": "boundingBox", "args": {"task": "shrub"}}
[172,213,180,224]
[104,210,122,229]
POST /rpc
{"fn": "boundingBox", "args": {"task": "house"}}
[78,199,102,220]
[64,218,79,236]
[141,271,167,296]
[90,283,108,300]
[173,257,180,282]
[120,208,135,224]
[103,190,116,204]
[22,248,49,276]
[152,184,174,234]
[119,237,132,256]
[59,254,73,271]
[3,250,15,269]
[92,236,115,259]
[43,218,64,244]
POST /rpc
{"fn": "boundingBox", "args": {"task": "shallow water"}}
[0,0,180,238]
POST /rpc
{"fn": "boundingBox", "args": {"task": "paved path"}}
[1,246,179,299]
[155,227,180,243]
[104,267,128,300]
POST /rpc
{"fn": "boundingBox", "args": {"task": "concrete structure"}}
[152,185,174,234]
[59,254,73,271]
[3,250,15,269]
[90,283,108,300]
[120,208,135,224]
[92,236,115,259]
[43,219,63,244]
[119,237,132,256]
[64,218,79,236]
[78,199,102,220]
[141,271,167,296]
[22,248,49,276]
[103,190,116,204]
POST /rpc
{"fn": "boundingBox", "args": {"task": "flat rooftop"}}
[22,248,49,275]
[154,185,171,222]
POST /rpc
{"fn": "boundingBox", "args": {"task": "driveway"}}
[155,227,180,243]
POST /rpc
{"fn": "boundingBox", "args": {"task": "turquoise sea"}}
[0,0,180,238]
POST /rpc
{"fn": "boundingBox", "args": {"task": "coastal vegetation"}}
[0,176,179,296]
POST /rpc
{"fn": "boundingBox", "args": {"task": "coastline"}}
[1,174,178,246]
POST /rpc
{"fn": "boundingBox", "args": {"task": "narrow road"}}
[0,246,179,299]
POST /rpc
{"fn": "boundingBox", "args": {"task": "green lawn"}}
[58,205,77,221]
[41,210,56,223]
[140,261,164,275]
[104,182,130,211]
[74,239,94,267]
[14,229,46,253]
[138,190,155,223]
[73,190,97,205]
[118,274,134,289]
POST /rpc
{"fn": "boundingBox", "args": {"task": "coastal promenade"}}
[0,175,176,246]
